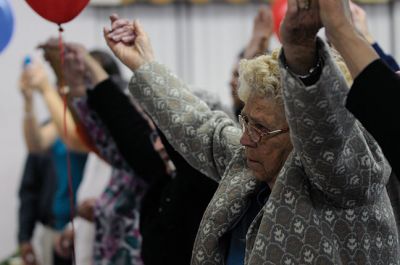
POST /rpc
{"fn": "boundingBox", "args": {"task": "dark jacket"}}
[18,153,56,243]
[346,59,400,176]
[87,79,218,265]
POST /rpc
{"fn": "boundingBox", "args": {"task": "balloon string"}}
[58,24,76,265]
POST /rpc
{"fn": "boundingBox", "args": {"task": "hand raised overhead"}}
[318,0,352,43]
[104,15,154,71]
[280,0,322,48]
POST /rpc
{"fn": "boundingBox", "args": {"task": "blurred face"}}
[151,133,175,176]
[230,64,244,115]
[239,92,292,185]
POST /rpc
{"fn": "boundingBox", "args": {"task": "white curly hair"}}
[237,48,352,105]
[237,50,283,105]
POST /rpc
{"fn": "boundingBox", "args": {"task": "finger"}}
[113,32,136,42]
[264,6,273,20]
[110,13,119,22]
[103,27,115,49]
[259,5,269,18]
[111,19,131,31]
[122,35,135,43]
[109,30,135,42]
[133,20,146,37]
[108,25,134,38]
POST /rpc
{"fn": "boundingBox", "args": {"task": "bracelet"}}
[282,49,324,86]
[282,47,322,76]
[292,56,322,80]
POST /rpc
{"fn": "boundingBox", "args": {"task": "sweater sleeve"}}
[129,63,242,183]
[346,59,400,176]
[87,78,166,182]
[279,39,391,207]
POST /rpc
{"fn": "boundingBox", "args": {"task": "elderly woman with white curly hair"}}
[102,0,399,264]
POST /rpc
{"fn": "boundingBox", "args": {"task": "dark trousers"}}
[53,250,72,265]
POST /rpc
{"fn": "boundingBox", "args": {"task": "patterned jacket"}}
[129,40,399,264]
[73,98,146,265]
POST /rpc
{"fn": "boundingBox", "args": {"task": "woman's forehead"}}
[243,96,282,123]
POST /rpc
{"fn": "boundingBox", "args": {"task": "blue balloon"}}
[0,0,14,54]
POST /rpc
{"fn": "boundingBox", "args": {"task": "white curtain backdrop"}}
[0,0,398,259]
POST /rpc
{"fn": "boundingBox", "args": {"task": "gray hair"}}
[237,50,283,104]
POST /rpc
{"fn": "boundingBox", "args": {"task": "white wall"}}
[0,0,398,259]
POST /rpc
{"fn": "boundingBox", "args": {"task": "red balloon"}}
[271,0,287,41]
[26,0,89,24]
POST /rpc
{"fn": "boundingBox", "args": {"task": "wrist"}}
[364,33,374,44]
[129,59,152,72]
[85,54,109,84]
[330,27,366,57]
[283,43,318,75]
[24,98,33,108]
[327,23,357,47]
[24,102,34,114]
[244,37,270,58]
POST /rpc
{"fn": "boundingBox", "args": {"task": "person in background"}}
[55,152,111,265]
[230,5,274,118]
[62,42,219,265]
[60,45,150,265]
[18,144,57,265]
[19,42,88,264]
[349,1,400,72]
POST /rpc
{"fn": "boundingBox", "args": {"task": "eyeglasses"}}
[238,114,289,143]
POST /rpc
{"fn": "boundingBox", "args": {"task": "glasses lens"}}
[239,115,260,143]
[239,115,246,133]
[248,127,260,143]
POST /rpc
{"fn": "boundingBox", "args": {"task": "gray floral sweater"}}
[129,40,399,264]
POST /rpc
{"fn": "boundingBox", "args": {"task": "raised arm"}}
[243,6,274,59]
[20,63,58,152]
[319,0,379,79]
[103,17,242,182]
[320,0,400,176]
[349,1,399,72]
[87,79,167,181]
[37,41,89,153]
[279,0,390,206]
[63,43,168,180]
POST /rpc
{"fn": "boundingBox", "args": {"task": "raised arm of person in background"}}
[35,39,89,152]
[230,6,274,117]
[243,5,274,59]
[350,1,399,71]
[20,63,58,153]
[320,0,400,176]
[63,43,168,180]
